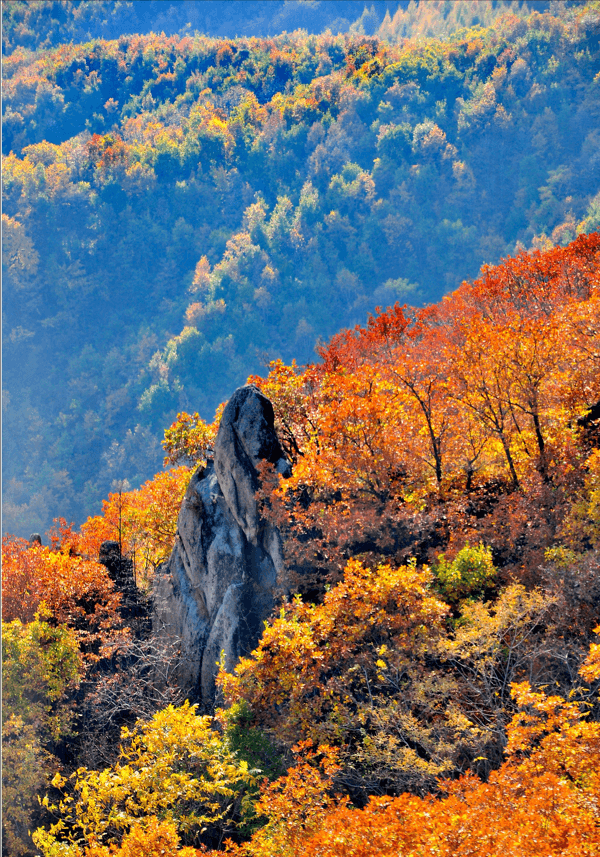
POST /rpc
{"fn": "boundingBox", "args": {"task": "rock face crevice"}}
[152,385,290,705]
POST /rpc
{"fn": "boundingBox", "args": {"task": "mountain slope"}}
[3,2,600,535]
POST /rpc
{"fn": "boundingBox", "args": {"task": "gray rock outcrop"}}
[152,385,290,705]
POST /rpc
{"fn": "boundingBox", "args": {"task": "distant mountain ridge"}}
[2,1,560,55]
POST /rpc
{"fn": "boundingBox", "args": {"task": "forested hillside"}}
[3,234,599,856]
[1,0,400,51]
[0,1,560,53]
[3,1,599,536]
[3,4,599,534]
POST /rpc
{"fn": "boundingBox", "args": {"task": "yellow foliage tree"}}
[34,701,259,854]
[2,611,82,856]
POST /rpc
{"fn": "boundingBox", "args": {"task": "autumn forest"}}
[2,2,600,856]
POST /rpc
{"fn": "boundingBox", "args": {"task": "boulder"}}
[99,539,142,622]
[99,540,134,587]
[152,385,290,705]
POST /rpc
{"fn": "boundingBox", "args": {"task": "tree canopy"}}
[3,1,600,535]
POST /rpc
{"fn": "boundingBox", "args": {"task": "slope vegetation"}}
[3,3,600,535]
[3,234,599,856]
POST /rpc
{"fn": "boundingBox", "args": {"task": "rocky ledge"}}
[153,385,291,705]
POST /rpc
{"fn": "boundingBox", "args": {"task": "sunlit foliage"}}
[2,611,82,856]
[34,701,259,854]
[3,3,599,535]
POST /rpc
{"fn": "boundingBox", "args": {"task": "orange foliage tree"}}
[220,557,448,742]
[217,557,503,796]
[1,526,122,658]
[251,233,600,585]
[80,466,191,585]
[247,360,322,464]
[217,632,600,857]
